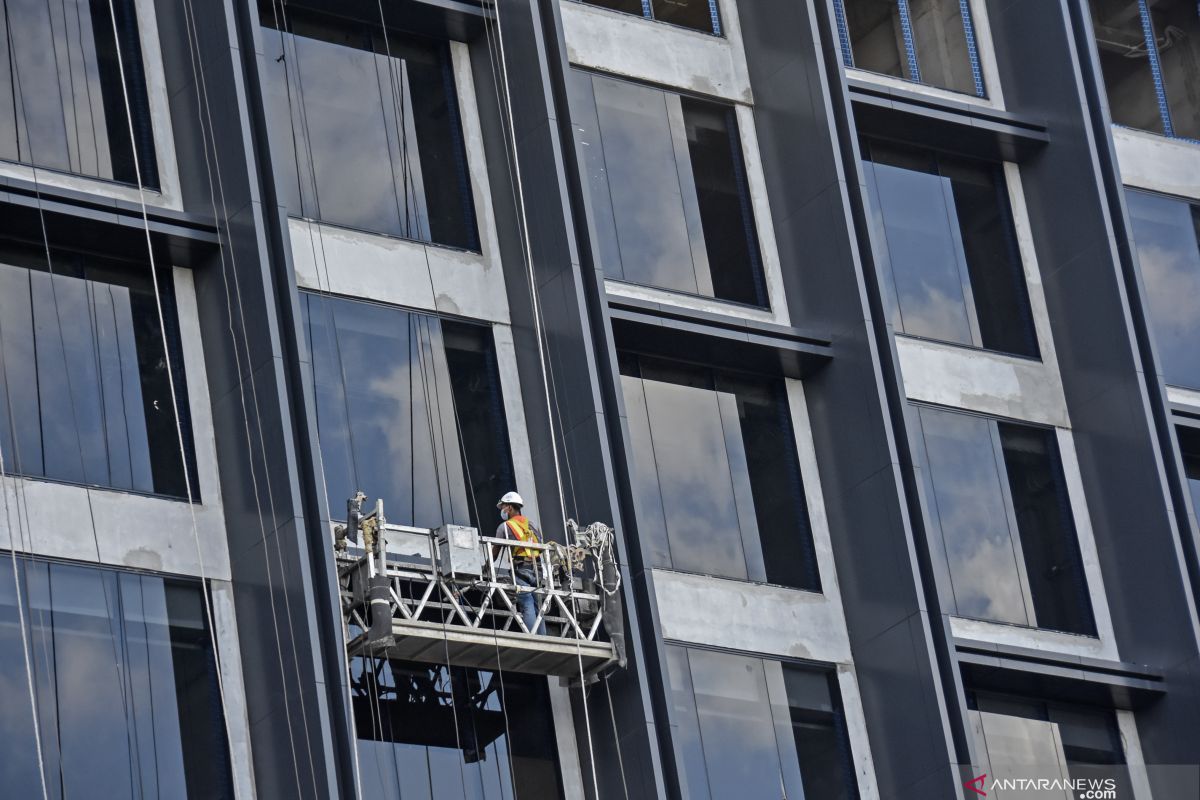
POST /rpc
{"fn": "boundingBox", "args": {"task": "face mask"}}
[500,508,510,521]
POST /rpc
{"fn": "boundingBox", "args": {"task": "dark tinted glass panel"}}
[620,356,819,591]
[864,141,1036,356]
[917,406,1031,625]
[716,371,817,589]
[843,0,910,79]
[1148,0,1200,140]
[589,76,700,294]
[1125,189,1200,388]
[998,422,1095,635]
[682,98,765,305]
[302,294,513,529]
[651,0,717,33]
[0,0,157,186]
[941,158,1037,356]
[865,144,974,344]
[665,645,860,800]
[1177,426,1200,526]
[783,667,858,800]
[351,658,563,799]
[575,71,766,306]
[916,406,1094,634]
[0,557,231,798]
[581,0,644,15]
[443,321,516,531]
[664,646,712,799]
[260,7,477,248]
[970,692,1131,791]
[689,649,797,798]
[575,0,720,34]
[1090,0,1167,134]
[0,240,193,497]
[908,0,976,94]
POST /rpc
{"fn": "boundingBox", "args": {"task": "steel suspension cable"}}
[5,4,163,790]
[174,0,326,794]
[0,356,50,800]
[100,0,302,794]
[477,0,606,794]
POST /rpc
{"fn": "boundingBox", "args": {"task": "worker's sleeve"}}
[495,522,509,540]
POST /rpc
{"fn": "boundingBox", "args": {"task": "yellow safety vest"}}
[506,516,540,560]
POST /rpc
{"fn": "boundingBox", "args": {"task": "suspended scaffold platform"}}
[334,494,626,681]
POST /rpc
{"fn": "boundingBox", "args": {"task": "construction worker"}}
[496,491,546,635]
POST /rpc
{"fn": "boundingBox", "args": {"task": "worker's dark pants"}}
[513,561,546,635]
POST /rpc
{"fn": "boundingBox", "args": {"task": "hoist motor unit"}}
[436,524,483,579]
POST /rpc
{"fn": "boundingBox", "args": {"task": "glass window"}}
[260,5,478,248]
[572,70,766,306]
[620,355,819,591]
[351,658,563,799]
[915,405,1095,634]
[1176,426,1200,525]
[1090,1,1200,140]
[0,556,232,798]
[573,0,722,35]
[969,692,1133,794]
[302,293,514,530]
[863,140,1038,357]
[665,646,859,800]
[0,238,195,498]
[0,0,158,186]
[835,0,984,96]
[1125,189,1200,389]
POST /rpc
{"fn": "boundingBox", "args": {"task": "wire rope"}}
[476,0,612,794]
[0,348,50,800]
[95,1,256,793]
[257,3,372,792]
[4,3,168,792]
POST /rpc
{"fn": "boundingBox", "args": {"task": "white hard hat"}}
[497,491,524,508]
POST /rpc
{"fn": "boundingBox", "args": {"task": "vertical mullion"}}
[707,0,721,35]
[896,0,923,84]
[640,0,652,22]
[832,0,854,67]
[1137,0,1175,137]
[958,0,986,97]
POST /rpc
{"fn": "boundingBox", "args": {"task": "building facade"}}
[0,0,1198,798]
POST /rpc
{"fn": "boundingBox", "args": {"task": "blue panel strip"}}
[640,0,652,19]
[832,0,854,67]
[958,0,986,97]
[896,0,922,83]
[708,0,721,35]
[1138,0,1175,137]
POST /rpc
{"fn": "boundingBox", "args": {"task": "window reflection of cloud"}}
[873,163,973,343]
[296,36,403,236]
[644,380,747,578]
[688,650,783,799]
[923,413,1029,626]
[1139,241,1200,386]
[594,80,697,295]
[1127,191,1200,387]
[898,284,974,345]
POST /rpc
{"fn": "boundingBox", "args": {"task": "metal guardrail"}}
[334,497,624,679]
